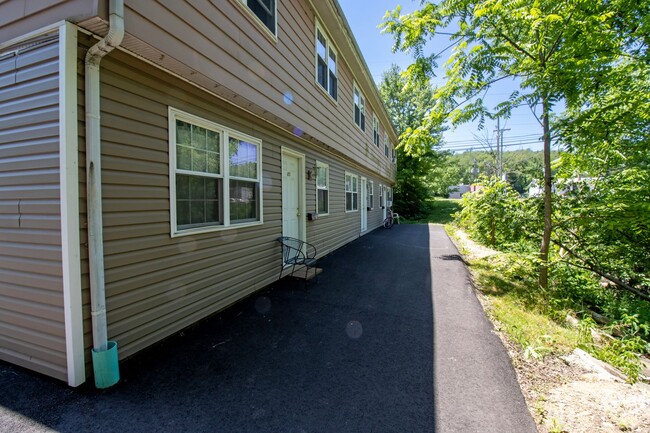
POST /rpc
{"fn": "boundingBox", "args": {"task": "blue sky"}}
[338,0,544,152]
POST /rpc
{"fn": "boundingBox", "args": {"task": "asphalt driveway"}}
[0,224,536,433]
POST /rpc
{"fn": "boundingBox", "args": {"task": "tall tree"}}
[382,0,629,289]
[379,65,442,218]
[553,23,650,298]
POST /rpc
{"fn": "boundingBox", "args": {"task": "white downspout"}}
[85,0,124,387]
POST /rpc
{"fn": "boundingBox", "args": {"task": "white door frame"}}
[281,147,306,241]
[360,177,368,234]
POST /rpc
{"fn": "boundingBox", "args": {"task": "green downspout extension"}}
[85,0,124,389]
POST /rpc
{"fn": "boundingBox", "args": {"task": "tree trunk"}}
[539,96,553,289]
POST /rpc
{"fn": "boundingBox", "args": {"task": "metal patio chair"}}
[276,236,319,284]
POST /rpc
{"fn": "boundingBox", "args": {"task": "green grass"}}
[489,295,579,356]
[470,254,579,357]
[403,198,461,224]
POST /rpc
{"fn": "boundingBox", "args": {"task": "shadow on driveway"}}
[1,225,435,433]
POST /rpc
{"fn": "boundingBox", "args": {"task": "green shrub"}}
[455,176,532,248]
[579,314,650,383]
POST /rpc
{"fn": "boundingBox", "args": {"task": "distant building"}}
[527,177,593,197]
[448,184,471,198]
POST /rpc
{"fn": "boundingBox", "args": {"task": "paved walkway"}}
[0,224,536,433]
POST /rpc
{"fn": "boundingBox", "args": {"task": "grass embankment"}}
[462,247,579,358]
[447,225,649,382]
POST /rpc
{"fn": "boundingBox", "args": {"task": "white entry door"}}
[282,152,303,240]
[360,177,368,233]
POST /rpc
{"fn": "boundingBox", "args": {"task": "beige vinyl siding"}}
[0,0,99,43]
[79,43,277,359]
[365,180,385,231]
[0,37,67,381]
[118,0,394,182]
[306,165,387,257]
[75,37,386,363]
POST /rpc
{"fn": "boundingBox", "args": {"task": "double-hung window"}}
[379,184,384,208]
[345,172,358,212]
[239,0,278,36]
[373,116,379,146]
[170,108,262,235]
[316,24,337,100]
[316,161,329,215]
[242,0,276,35]
[384,132,389,157]
[354,85,365,131]
[368,181,374,209]
[228,136,261,224]
[392,146,396,164]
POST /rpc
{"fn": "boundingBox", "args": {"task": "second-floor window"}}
[354,85,365,131]
[243,0,276,35]
[373,116,379,146]
[316,25,337,100]
[384,132,389,157]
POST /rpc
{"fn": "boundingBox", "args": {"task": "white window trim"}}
[314,20,338,102]
[368,180,374,209]
[315,160,329,216]
[345,171,359,213]
[353,83,365,131]
[379,184,385,208]
[236,0,278,40]
[169,107,263,237]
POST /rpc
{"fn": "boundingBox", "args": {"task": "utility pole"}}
[472,159,478,182]
[494,119,510,179]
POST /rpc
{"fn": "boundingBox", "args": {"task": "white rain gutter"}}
[85,0,124,388]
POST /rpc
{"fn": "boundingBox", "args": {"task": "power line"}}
[439,138,543,150]
[436,140,547,153]
[441,133,539,145]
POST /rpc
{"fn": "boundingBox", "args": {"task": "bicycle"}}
[383,207,395,229]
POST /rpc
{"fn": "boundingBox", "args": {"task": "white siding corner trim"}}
[59,22,85,387]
